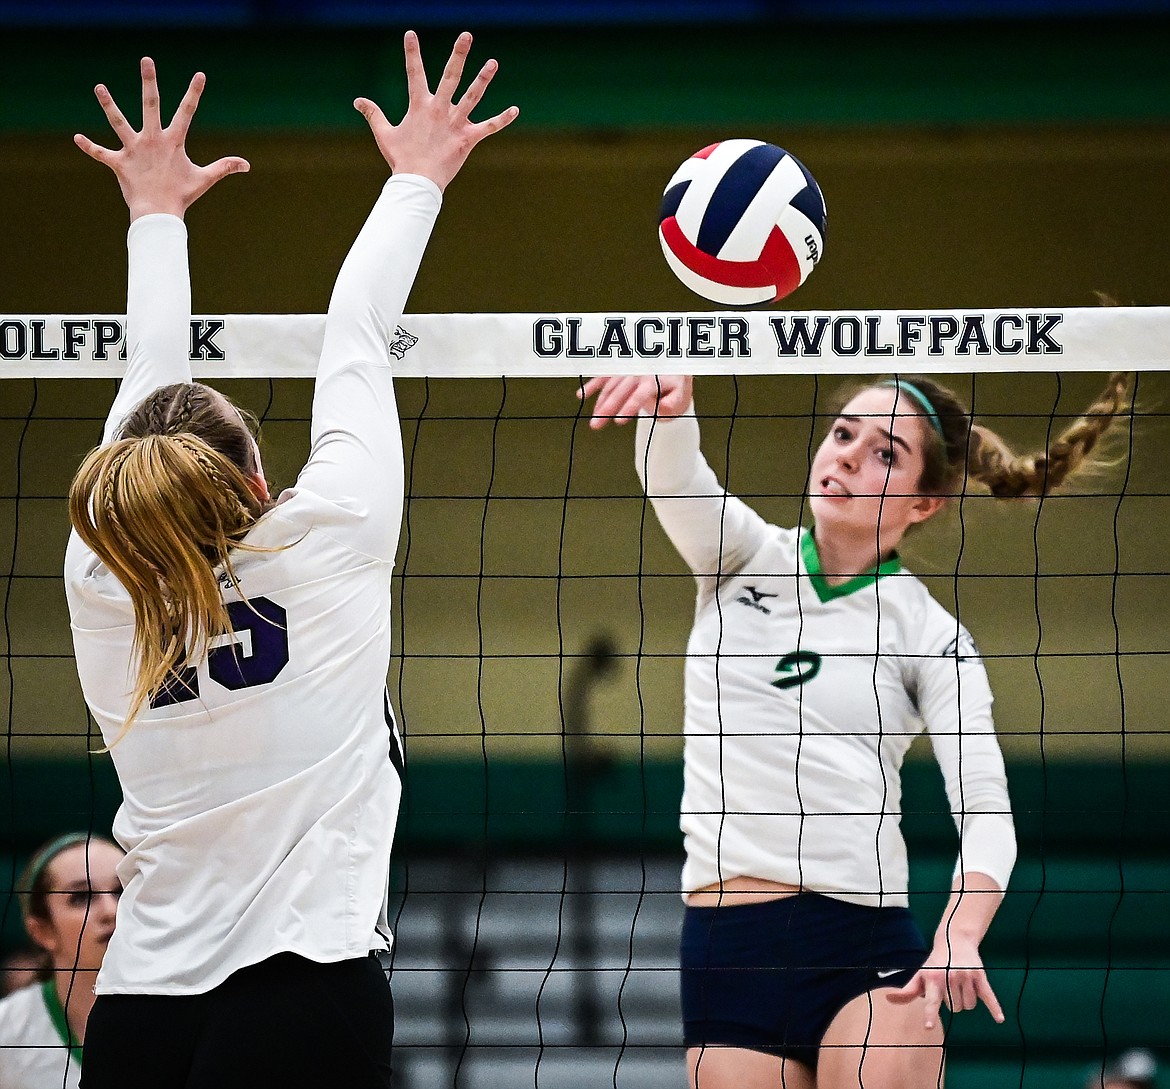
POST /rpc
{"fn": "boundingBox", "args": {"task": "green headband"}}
[18,832,100,918]
[881,379,944,438]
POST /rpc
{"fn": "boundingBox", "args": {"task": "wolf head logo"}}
[388,325,418,360]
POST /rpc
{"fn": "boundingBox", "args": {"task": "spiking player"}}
[65,35,516,1089]
[581,371,1128,1089]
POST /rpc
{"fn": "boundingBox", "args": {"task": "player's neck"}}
[812,527,896,585]
[52,970,98,1045]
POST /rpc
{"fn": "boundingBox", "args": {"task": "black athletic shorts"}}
[81,951,395,1089]
[680,892,928,1069]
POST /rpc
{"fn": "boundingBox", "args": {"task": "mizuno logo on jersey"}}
[736,586,778,614]
[388,325,418,360]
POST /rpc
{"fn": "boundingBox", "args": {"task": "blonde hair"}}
[68,384,267,739]
[835,373,1131,499]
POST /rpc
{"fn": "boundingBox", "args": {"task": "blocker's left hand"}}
[886,941,1004,1030]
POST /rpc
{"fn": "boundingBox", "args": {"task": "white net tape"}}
[2,307,1169,378]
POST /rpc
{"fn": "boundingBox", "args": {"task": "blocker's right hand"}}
[75,57,249,221]
[578,375,694,430]
[354,30,519,192]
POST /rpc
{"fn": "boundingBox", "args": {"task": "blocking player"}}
[66,34,516,1089]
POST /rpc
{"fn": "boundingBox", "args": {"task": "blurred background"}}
[1,2,1168,1087]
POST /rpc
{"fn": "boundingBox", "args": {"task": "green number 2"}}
[771,650,822,689]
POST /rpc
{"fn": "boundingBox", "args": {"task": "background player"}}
[0,833,123,1089]
[581,371,1129,1089]
[65,33,516,1089]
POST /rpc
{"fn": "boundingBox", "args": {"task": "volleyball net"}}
[2,307,1168,1089]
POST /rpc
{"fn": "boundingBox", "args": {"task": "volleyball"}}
[658,139,827,306]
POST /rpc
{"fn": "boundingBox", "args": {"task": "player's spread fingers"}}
[140,57,162,132]
[94,85,132,140]
[354,98,392,138]
[435,31,473,104]
[206,156,251,180]
[402,31,430,102]
[471,105,520,140]
[170,71,207,139]
[454,59,497,121]
[74,133,114,164]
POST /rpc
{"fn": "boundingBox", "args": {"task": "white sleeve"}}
[914,616,1017,892]
[293,174,441,561]
[68,214,193,595]
[634,406,768,579]
[101,214,193,445]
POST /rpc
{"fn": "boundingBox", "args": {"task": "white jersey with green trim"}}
[0,982,81,1089]
[64,175,440,994]
[635,408,1016,907]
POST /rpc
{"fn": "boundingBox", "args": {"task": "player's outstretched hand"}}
[354,30,519,192]
[886,943,1004,1031]
[578,375,694,430]
[74,57,249,221]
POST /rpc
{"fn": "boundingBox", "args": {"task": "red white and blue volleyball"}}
[658,140,827,306]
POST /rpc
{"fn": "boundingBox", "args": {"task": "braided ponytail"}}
[840,373,1131,501]
[70,383,269,740]
[966,373,1130,498]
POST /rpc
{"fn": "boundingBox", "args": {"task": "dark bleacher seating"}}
[3,757,1165,1089]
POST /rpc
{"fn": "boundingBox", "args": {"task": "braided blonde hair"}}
[965,373,1130,497]
[69,384,268,740]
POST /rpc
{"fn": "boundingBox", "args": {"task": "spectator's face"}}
[25,842,122,972]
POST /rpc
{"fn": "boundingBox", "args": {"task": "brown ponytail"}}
[69,383,268,740]
[966,373,1130,497]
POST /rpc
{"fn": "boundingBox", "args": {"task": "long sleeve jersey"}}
[0,983,81,1089]
[64,175,441,994]
[636,408,1016,906]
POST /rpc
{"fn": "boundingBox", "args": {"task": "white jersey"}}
[0,982,81,1089]
[636,409,1016,907]
[64,175,442,994]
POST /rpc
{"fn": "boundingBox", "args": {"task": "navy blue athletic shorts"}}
[81,951,395,1089]
[680,892,928,1069]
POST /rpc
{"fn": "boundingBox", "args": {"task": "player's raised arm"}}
[300,31,518,556]
[353,29,519,193]
[74,57,249,444]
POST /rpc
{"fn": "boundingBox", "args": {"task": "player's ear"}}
[909,494,946,525]
[24,913,57,956]
[246,471,270,504]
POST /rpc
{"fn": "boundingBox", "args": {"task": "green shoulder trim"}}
[800,528,901,604]
[40,979,82,1067]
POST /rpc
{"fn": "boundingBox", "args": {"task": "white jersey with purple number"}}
[635,408,1016,907]
[65,175,440,995]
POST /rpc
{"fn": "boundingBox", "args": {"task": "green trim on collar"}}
[801,528,901,604]
[41,979,83,1067]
